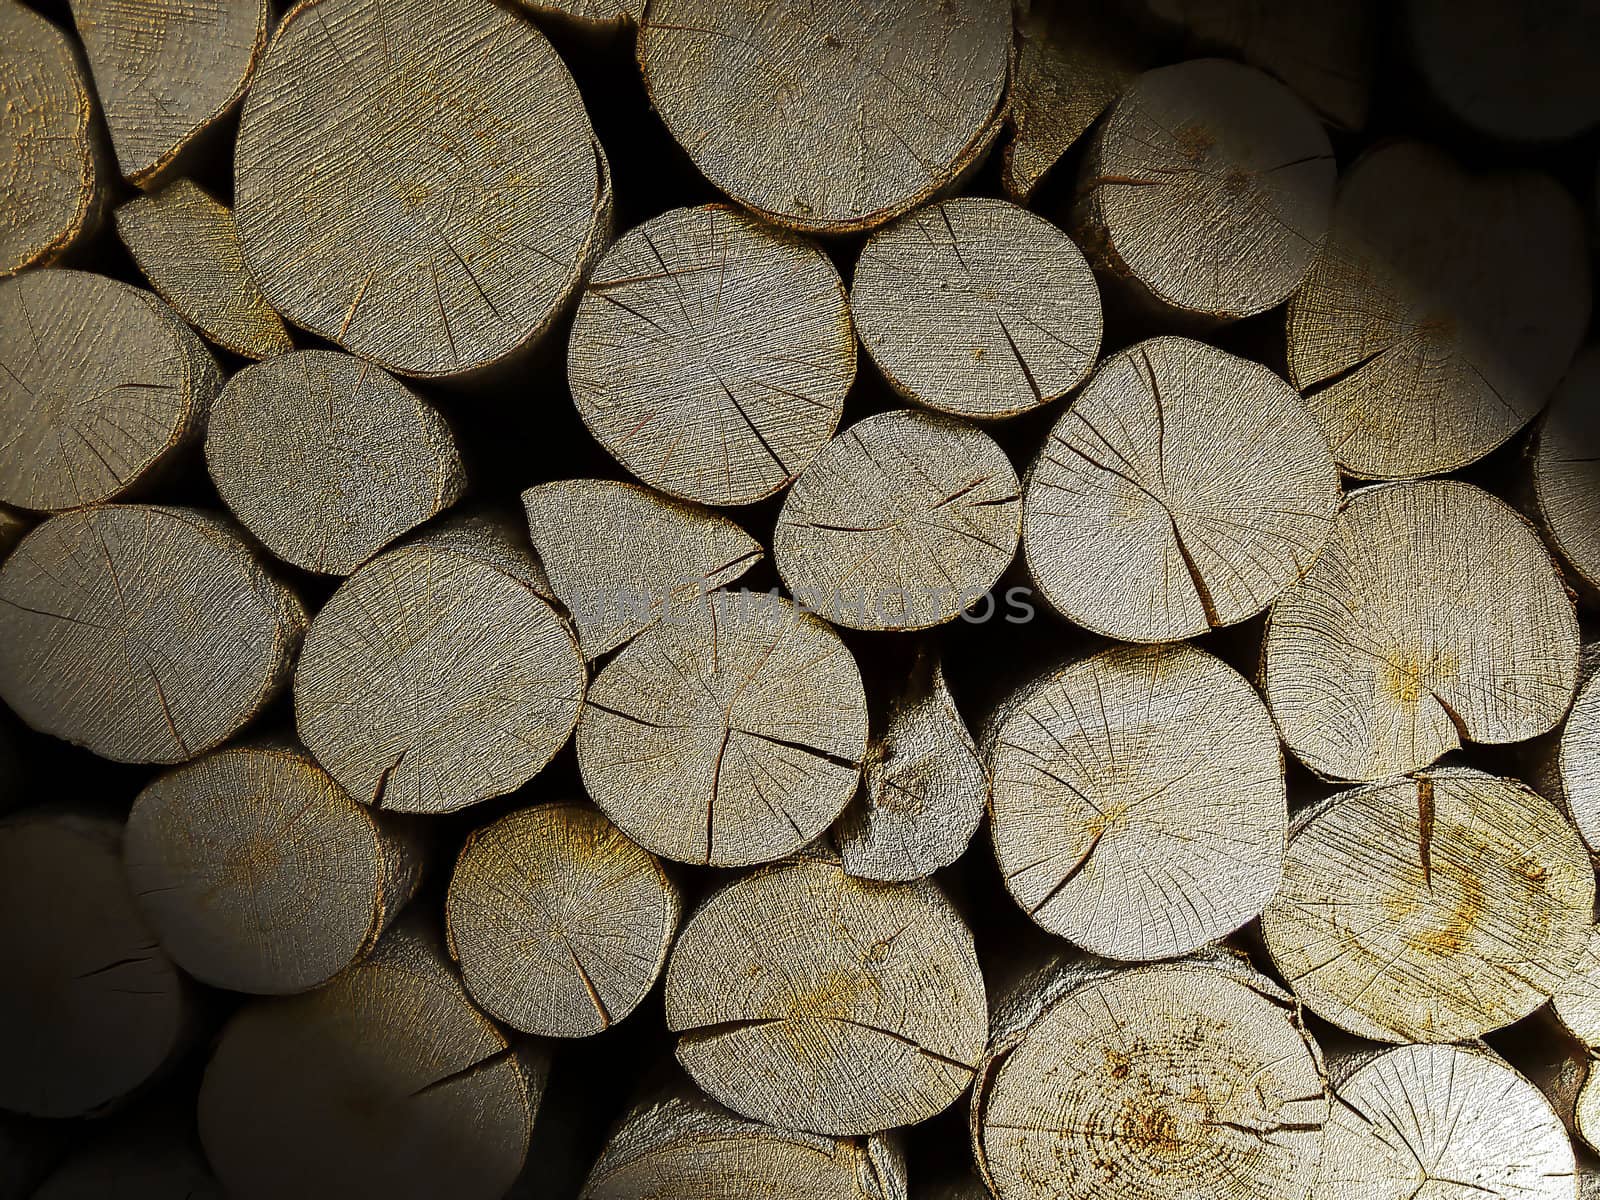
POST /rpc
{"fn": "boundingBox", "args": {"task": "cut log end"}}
[1534,346,1600,597]
[1559,663,1600,860]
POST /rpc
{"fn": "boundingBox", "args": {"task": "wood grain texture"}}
[70,0,269,185]
[115,179,294,359]
[0,505,306,764]
[971,954,1327,1200]
[834,648,986,884]
[514,0,643,31]
[1262,767,1593,1043]
[569,204,854,506]
[666,854,987,1136]
[1556,662,1600,861]
[637,0,1010,233]
[0,810,193,1118]
[1023,335,1340,642]
[987,643,1285,960]
[774,409,1021,631]
[206,349,465,576]
[0,2,108,277]
[1552,926,1600,1049]
[1073,58,1335,321]
[522,477,762,661]
[295,513,584,815]
[577,590,866,867]
[580,1084,907,1200]
[1315,1042,1575,1200]
[198,923,546,1200]
[445,800,680,1038]
[235,0,612,378]
[125,743,425,995]
[0,269,219,513]
[1262,480,1580,782]
[850,198,1102,420]
[1534,347,1600,598]
[1288,142,1591,480]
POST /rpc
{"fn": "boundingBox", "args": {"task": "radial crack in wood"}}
[1533,347,1600,599]
[235,0,612,377]
[206,349,466,576]
[1288,141,1591,480]
[295,513,584,815]
[1023,335,1340,642]
[576,590,866,867]
[1262,479,1579,782]
[0,505,306,764]
[1261,767,1594,1044]
[570,204,854,506]
[665,856,987,1136]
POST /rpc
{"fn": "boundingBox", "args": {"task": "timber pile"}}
[0,2,1595,1198]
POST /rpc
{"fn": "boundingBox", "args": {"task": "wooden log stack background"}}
[0,0,1598,1196]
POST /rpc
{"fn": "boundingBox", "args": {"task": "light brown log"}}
[514,0,642,31]
[579,1084,908,1200]
[636,0,1010,234]
[1407,0,1600,143]
[70,0,268,186]
[1023,335,1340,642]
[1261,480,1580,782]
[235,0,612,378]
[1553,926,1600,1049]
[0,809,193,1118]
[576,590,866,867]
[1314,1042,1576,1200]
[445,800,680,1037]
[115,179,294,360]
[1288,141,1591,480]
[971,952,1328,1200]
[834,648,986,884]
[33,1108,220,1200]
[522,477,762,661]
[295,513,584,815]
[665,854,987,1136]
[849,198,1101,420]
[1533,346,1600,598]
[124,742,426,995]
[1546,650,1600,859]
[0,2,108,277]
[986,643,1285,960]
[198,922,546,1200]
[0,505,306,764]
[0,269,219,513]
[1072,58,1335,322]
[1261,766,1594,1043]
[773,410,1021,631]
[206,349,466,576]
[569,204,854,507]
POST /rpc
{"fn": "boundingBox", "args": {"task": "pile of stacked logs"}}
[1,0,1598,1196]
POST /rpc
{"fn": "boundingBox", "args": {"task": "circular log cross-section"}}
[1,4,106,277]
[1558,666,1600,858]
[849,198,1102,420]
[0,269,219,513]
[1073,58,1335,322]
[446,801,680,1038]
[1023,335,1340,643]
[1534,346,1600,598]
[124,744,425,995]
[665,857,987,1136]
[295,517,585,815]
[987,644,1286,960]
[206,350,466,576]
[570,205,854,507]
[0,810,192,1119]
[1288,142,1591,480]
[1261,767,1593,1044]
[637,0,1010,234]
[580,1086,907,1200]
[971,958,1328,1200]
[577,592,866,867]
[0,506,306,764]
[1262,479,1579,782]
[198,926,546,1200]
[774,410,1022,631]
[1553,926,1600,1049]
[236,0,611,378]
[115,180,294,360]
